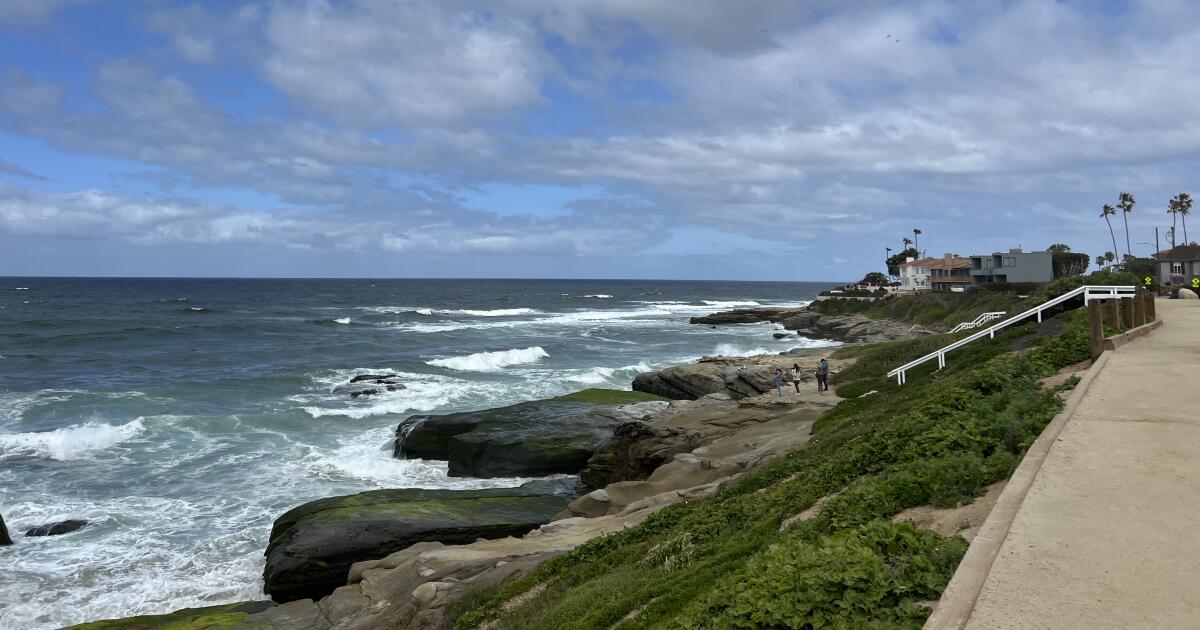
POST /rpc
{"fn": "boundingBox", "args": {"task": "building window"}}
[983,258,993,269]
[1172,262,1184,274]
[1003,257,1016,267]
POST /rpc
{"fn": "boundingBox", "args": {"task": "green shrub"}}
[696,521,967,629]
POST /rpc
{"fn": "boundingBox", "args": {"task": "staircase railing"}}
[888,285,1136,385]
[949,311,1008,333]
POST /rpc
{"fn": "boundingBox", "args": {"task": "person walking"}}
[816,358,830,393]
[791,363,803,393]
[774,367,784,397]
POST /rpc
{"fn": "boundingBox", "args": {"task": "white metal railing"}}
[949,311,1008,333]
[888,285,1137,385]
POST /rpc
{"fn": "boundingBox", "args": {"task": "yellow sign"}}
[1193,277,1199,289]
[1145,276,1153,286]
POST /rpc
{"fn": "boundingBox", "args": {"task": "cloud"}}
[0,0,86,24]
[260,1,550,127]
[0,158,42,180]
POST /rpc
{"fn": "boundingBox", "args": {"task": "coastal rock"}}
[61,601,277,629]
[396,390,666,478]
[25,519,87,537]
[579,420,701,488]
[333,373,406,398]
[632,353,849,400]
[690,307,928,344]
[1178,288,1198,299]
[262,481,575,603]
[0,513,11,545]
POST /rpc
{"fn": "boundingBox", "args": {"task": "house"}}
[898,257,932,291]
[928,254,973,292]
[1155,244,1200,287]
[899,254,973,292]
[969,248,1053,284]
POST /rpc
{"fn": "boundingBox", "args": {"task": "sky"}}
[1,0,1198,281]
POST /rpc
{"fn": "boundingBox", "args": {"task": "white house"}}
[898,257,932,291]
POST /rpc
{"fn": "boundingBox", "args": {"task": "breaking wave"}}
[427,346,550,372]
[0,419,146,460]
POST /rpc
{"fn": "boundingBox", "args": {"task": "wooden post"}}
[1146,291,1156,321]
[1134,289,1146,327]
[1105,299,1121,332]
[1089,300,1104,360]
[1121,297,1134,330]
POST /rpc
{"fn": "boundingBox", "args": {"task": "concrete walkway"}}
[962,300,1200,629]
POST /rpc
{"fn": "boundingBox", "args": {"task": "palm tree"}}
[1095,254,1106,270]
[1105,251,1116,269]
[1178,192,1192,245]
[902,237,913,251]
[1100,204,1119,262]
[1117,192,1135,259]
[913,228,922,255]
[1168,197,1180,248]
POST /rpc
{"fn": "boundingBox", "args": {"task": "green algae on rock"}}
[263,482,575,604]
[61,601,276,630]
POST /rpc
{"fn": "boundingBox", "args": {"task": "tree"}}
[1100,204,1119,263]
[1047,243,1072,253]
[885,247,920,276]
[902,237,913,250]
[1117,191,1135,259]
[1094,254,1106,270]
[1176,192,1192,245]
[1168,196,1180,248]
[913,228,922,254]
[1104,251,1116,268]
[1052,252,1090,278]
[860,272,888,286]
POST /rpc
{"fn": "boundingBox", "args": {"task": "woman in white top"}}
[791,364,802,393]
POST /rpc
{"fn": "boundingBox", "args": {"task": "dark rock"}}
[633,354,843,400]
[0,513,11,546]
[62,601,276,628]
[395,396,663,477]
[263,482,573,603]
[580,421,701,488]
[333,374,407,398]
[25,519,87,537]
[772,332,790,339]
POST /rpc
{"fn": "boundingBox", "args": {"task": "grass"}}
[813,288,1027,331]
[552,388,668,405]
[450,306,1091,629]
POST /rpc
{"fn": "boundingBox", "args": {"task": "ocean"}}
[0,277,837,629]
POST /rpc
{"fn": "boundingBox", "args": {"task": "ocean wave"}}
[565,362,653,385]
[0,418,145,460]
[334,317,351,325]
[300,425,541,488]
[361,306,540,317]
[302,371,473,419]
[427,346,549,372]
[702,300,762,307]
[13,287,30,290]
[711,343,774,357]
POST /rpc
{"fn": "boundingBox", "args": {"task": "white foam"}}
[302,371,473,419]
[334,317,351,324]
[427,346,549,372]
[13,287,29,290]
[0,418,145,460]
[581,294,613,298]
[362,306,539,317]
[566,362,654,385]
[702,300,762,307]
[301,425,541,489]
[711,343,774,357]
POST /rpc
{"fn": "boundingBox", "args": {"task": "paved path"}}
[963,300,1200,629]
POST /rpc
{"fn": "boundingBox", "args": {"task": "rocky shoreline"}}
[690,305,931,344]
[66,307,924,630]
